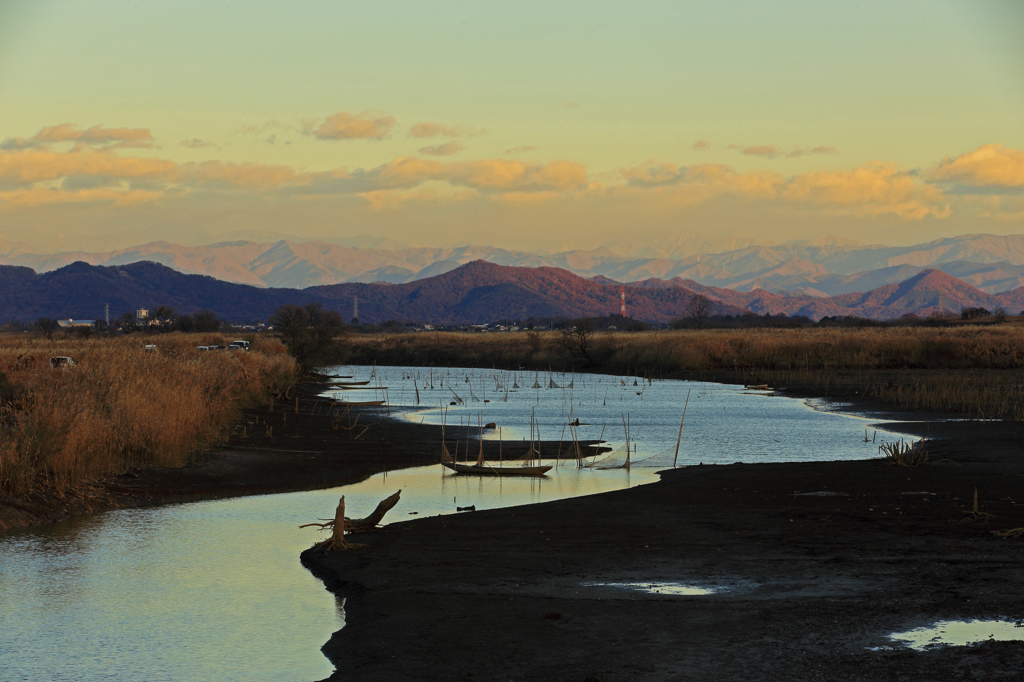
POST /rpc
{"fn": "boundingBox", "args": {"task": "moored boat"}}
[441,462,553,477]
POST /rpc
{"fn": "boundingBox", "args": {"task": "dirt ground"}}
[302,406,1024,682]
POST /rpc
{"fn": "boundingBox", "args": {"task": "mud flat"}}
[303,416,1024,681]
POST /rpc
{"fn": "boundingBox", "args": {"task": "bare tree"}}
[560,318,595,361]
[270,302,347,370]
[686,294,712,329]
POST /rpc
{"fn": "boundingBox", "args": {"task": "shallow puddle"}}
[583,581,718,596]
[889,619,1024,650]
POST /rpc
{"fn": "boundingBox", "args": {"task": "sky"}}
[1,0,1022,254]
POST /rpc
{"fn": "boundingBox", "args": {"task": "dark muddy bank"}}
[303,411,1024,681]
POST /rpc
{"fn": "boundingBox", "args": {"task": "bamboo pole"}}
[672,388,691,468]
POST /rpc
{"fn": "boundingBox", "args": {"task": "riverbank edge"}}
[0,371,610,532]
[0,378,361,530]
[0,367,998,532]
[299,387,1024,681]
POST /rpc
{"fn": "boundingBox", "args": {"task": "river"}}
[0,368,914,681]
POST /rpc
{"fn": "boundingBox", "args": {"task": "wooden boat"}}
[441,462,552,477]
[333,399,386,406]
[439,408,552,477]
[745,384,770,390]
[330,379,371,386]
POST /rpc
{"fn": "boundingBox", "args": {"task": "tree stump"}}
[301,490,402,551]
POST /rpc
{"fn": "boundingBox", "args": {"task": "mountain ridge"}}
[6,233,1024,296]
[2,259,1021,324]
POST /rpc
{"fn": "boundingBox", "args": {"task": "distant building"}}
[136,309,149,320]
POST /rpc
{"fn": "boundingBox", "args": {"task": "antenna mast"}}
[620,286,626,317]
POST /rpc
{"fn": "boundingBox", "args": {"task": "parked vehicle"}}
[197,346,210,352]
[229,340,250,351]
[50,356,75,369]
[144,345,157,352]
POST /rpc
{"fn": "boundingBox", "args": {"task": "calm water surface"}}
[0,368,914,682]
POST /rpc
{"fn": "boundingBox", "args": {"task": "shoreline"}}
[1,368,1005,532]
[0,376,608,531]
[0,380,437,531]
[300,384,1024,682]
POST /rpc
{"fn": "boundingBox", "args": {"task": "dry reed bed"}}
[0,334,296,496]
[346,327,1024,421]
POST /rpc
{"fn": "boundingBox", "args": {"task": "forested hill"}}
[0,261,304,322]
[2,259,1021,324]
[0,260,745,323]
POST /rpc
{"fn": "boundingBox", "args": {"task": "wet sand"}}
[302,408,1024,681]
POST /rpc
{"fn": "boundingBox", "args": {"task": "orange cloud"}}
[444,158,587,192]
[783,161,948,218]
[618,159,947,218]
[409,122,479,139]
[418,141,464,156]
[739,144,840,159]
[929,144,1024,188]
[492,190,563,205]
[621,162,686,187]
[0,148,176,185]
[178,160,297,188]
[0,185,164,207]
[620,162,781,196]
[356,186,476,210]
[308,111,395,140]
[2,123,155,150]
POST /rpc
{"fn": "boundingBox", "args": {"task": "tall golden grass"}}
[0,333,296,496]
[345,327,1024,420]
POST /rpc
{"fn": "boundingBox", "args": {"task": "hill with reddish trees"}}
[306,260,749,323]
[2,259,1023,324]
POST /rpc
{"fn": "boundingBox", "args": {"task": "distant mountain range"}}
[2,259,1022,324]
[4,233,1024,299]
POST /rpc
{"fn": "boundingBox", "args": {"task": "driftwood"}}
[300,490,402,551]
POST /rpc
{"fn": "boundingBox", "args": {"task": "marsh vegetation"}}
[0,333,297,497]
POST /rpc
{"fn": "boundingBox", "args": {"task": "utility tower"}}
[352,295,359,324]
[104,303,110,325]
[620,286,626,317]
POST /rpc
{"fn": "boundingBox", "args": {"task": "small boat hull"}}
[334,400,387,406]
[442,462,552,477]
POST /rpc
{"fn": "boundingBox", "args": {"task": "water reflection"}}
[890,619,1024,650]
[583,581,717,596]
[0,368,919,682]
[0,464,655,682]
[325,365,913,466]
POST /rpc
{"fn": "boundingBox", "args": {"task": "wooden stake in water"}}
[672,388,691,468]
